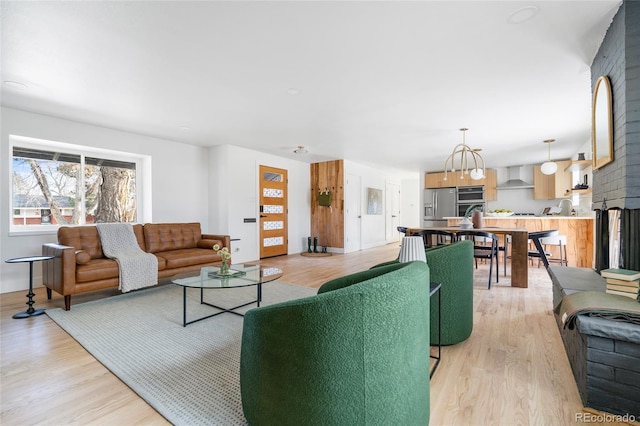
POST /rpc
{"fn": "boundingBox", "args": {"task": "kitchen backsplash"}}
[488,165,594,217]
[486,188,560,216]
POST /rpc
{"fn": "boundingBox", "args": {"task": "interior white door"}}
[386,182,401,242]
[345,174,361,253]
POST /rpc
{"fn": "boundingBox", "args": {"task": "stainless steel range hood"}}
[497,166,534,190]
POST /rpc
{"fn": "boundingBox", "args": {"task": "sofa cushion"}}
[154,248,219,269]
[58,224,145,259]
[59,226,103,259]
[144,223,203,254]
[155,255,167,271]
[76,258,120,283]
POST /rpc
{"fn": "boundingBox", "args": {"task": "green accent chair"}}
[373,240,474,345]
[240,262,431,426]
[425,240,473,345]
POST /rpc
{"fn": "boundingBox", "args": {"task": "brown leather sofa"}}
[42,222,231,310]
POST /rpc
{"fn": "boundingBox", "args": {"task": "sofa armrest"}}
[42,243,77,295]
[200,234,231,250]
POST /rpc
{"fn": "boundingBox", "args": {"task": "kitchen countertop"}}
[444,216,594,220]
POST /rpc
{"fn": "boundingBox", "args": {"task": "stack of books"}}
[601,268,640,300]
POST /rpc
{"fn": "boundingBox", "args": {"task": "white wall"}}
[1,108,414,292]
[208,145,311,263]
[1,107,211,293]
[344,160,407,251]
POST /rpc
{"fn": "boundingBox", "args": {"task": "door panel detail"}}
[260,165,288,258]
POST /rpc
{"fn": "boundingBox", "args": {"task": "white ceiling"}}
[1,1,622,176]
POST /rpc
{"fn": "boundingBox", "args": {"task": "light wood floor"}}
[1,243,636,426]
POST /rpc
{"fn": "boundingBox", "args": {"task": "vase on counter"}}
[472,210,484,229]
[459,217,473,229]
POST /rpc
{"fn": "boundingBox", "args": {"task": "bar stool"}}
[539,234,568,266]
[528,230,559,269]
[528,239,551,267]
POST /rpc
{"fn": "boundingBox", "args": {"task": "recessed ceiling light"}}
[287,88,300,96]
[507,6,539,24]
[3,80,28,90]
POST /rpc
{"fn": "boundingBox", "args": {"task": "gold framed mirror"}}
[592,75,613,169]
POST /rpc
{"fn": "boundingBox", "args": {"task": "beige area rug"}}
[46,282,315,426]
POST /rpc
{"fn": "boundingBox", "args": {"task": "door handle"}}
[260,214,268,218]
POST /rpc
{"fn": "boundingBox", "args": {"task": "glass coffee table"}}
[171,263,283,327]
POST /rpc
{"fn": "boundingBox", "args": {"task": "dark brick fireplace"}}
[591,0,640,271]
[552,2,640,418]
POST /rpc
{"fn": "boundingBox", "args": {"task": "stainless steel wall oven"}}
[456,186,485,217]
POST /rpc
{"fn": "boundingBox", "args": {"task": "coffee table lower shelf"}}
[182,283,263,327]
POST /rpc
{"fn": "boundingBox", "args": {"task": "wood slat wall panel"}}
[310,160,344,248]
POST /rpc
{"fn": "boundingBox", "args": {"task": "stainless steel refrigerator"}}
[423,187,456,227]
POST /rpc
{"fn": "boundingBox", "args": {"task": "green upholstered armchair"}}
[240,262,431,426]
[425,240,473,345]
[372,240,473,345]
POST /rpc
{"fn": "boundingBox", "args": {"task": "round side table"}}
[5,255,54,319]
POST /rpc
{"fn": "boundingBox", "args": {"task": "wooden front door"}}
[259,165,288,258]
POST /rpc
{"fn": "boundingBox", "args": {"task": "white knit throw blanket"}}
[96,223,158,293]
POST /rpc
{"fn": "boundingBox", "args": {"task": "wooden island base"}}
[447,216,594,268]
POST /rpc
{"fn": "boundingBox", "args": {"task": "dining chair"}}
[416,229,455,248]
[456,230,499,289]
[485,228,509,277]
[500,235,510,277]
[397,226,409,247]
[528,230,559,269]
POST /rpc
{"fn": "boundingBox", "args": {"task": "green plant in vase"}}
[464,204,484,218]
[213,244,231,275]
[460,204,483,229]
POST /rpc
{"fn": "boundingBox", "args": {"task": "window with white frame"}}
[10,137,146,229]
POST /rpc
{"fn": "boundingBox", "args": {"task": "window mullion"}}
[80,155,86,225]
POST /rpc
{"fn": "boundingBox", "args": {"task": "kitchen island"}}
[446,216,594,268]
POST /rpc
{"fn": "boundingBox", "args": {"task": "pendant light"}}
[540,139,557,175]
[443,128,486,181]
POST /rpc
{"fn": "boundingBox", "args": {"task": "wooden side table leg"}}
[13,261,46,319]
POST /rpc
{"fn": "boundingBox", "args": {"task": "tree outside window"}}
[12,146,137,226]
